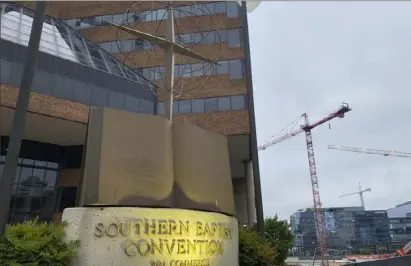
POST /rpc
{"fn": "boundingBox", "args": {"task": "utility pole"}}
[163,6,175,122]
[0,1,46,236]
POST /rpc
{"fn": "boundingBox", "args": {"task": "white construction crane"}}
[339,182,371,209]
[328,145,411,158]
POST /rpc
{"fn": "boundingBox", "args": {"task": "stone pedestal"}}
[63,207,239,266]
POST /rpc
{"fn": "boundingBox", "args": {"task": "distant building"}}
[386,201,411,250]
[388,217,411,249]
[387,201,411,218]
[290,207,390,254]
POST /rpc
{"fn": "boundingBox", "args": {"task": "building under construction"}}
[290,206,391,255]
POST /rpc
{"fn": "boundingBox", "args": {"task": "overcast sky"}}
[248,1,411,221]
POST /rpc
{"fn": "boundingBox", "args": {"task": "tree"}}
[264,216,294,266]
[239,226,276,266]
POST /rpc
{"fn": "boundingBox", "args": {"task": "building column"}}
[244,160,257,226]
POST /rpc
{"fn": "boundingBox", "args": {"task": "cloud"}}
[249,2,411,220]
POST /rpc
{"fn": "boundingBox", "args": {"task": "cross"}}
[106,5,216,122]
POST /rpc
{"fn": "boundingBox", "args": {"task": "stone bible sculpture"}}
[78,107,235,215]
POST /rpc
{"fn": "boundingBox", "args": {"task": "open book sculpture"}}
[78,107,235,217]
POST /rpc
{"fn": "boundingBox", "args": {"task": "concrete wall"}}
[346,256,411,266]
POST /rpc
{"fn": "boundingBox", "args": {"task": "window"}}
[125,95,140,113]
[215,2,226,13]
[90,86,108,107]
[178,100,191,114]
[157,9,167,20]
[229,60,243,80]
[204,64,215,76]
[218,97,231,111]
[204,3,215,13]
[179,34,191,44]
[108,91,125,110]
[192,99,205,113]
[32,69,54,95]
[101,14,113,24]
[228,29,240,48]
[99,42,112,52]
[179,6,192,17]
[136,99,153,114]
[44,170,57,187]
[203,31,215,44]
[0,59,12,84]
[133,13,143,23]
[217,61,229,75]
[112,14,126,24]
[231,95,246,110]
[3,158,59,224]
[106,57,123,76]
[139,59,244,80]
[53,75,73,100]
[173,101,178,114]
[157,102,165,115]
[192,63,204,77]
[72,80,92,104]
[216,30,228,43]
[205,98,218,112]
[65,2,242,29]
[135,39,144,50]
[227,2,239,18]
[193,33,202,44]
[122,40,134,52]
[181,64,192,77]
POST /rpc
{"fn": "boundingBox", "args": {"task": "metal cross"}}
[107,5,216,122]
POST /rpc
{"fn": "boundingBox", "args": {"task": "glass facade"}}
[387,201,411,218]
[1,3,149,83]
[0,137,83,224]
[157,94,248,116]
[0,3,156,115]
[138,59,246,81]
[97,28,243,54]
[0,157,59,223]
[290,207,391,255]
[64,2,240,30]
[388,217,411,248]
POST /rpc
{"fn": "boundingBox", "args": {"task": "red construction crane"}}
[258,102,352,266]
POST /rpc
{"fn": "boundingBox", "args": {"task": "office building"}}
[387,201,411,249]
[387,201,411,218]
[388,217,411,249]
[290,207,390,254]
[0,2,258,225]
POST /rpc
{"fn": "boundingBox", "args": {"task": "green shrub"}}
[0,218,79,266]
[239,226,276,266]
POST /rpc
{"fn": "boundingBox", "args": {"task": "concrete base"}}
[62,207,239,266]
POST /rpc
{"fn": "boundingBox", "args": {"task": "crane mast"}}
[339,182,371,209]
[259,103,352,266]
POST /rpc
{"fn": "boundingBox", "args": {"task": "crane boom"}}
[258,102,352,266]
[259,103,351,151]
[328,145,411,158]
[258,128,303,151]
